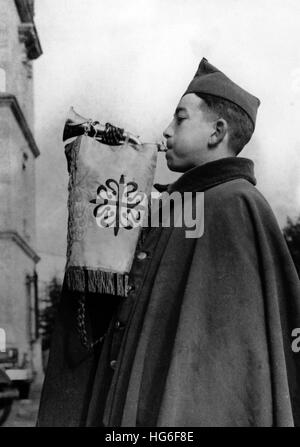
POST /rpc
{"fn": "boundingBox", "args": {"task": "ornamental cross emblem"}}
[89,174,147,236]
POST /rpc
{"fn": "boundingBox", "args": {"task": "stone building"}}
[0,0,42,387]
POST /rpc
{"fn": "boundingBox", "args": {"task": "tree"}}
[39,276,62,351]
[283,216,300,277]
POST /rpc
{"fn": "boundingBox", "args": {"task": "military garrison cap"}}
[183,57,260,127]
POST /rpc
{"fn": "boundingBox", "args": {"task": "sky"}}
[33,0,300,271]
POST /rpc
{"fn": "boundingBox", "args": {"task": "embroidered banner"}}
[64,135,157,295]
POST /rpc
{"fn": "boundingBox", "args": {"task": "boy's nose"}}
[163,122,173,139]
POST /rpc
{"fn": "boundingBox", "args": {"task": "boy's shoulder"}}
[205,177,277,224]
[207,177,268,206]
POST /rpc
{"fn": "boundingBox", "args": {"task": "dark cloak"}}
[37,157,300,427]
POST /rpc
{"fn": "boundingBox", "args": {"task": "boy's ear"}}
[208,119,228,147]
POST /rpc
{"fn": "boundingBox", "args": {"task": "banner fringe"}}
[64,267,128,297]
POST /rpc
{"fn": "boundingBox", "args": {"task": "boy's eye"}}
[176,116,186,123]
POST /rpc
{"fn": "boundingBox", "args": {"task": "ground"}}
[2,385,41,427]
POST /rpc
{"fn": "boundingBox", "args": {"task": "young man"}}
[38,58,300,427]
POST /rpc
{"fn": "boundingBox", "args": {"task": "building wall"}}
[0,103,38,365]
[0,0,34,126]
[0,239,36,360]
[0,0,42,382]
[0,106,36,246]
[0,108,10,228]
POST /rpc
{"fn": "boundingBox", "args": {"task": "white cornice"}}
[15,0,42,60]
[0,231,40,263]
[14,0,34,23]
[0,93,40,158]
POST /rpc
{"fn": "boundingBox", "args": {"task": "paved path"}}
[2,388,41,427]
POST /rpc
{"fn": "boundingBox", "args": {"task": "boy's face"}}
[163,93,215,172]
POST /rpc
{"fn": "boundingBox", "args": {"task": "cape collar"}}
[166,157,256,194]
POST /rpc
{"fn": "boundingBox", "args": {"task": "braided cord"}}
[76,294,104,351]
[100,123,124,145]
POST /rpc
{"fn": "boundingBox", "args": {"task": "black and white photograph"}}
[0,0,300,431]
